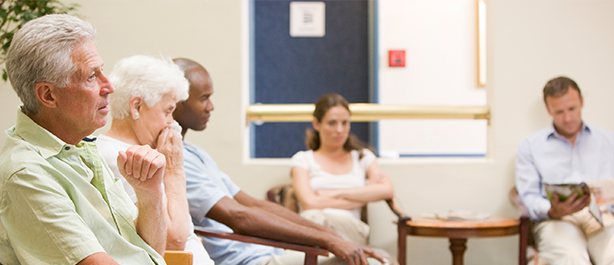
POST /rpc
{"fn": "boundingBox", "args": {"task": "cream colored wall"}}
[1,1,614,264]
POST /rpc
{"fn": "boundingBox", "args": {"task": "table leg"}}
[398,222,407,265]
[449,238,467,265]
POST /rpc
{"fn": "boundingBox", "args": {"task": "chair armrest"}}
[509,187,531,217]
[386,197,411,221]
[193,227,329,257]
[164,250,193,265]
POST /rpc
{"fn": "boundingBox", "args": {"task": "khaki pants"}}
[300,209,370,246]
[534,208,614,265]
[298,209,396,265]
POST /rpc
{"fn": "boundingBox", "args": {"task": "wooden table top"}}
[401,215,520,238]
[404,216,519,228]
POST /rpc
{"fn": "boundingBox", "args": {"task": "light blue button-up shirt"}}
[183,142,283,265]
[515,123,614,221]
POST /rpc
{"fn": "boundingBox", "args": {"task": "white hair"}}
[109,55,189,119]
[5,14,97,115]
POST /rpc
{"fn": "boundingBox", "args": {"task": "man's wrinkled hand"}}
[117,145,165,193]
[548,192,590,219]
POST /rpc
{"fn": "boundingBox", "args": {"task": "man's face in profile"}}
[53,40,115,137]
[173,69,214,132]
[546,88,583,139]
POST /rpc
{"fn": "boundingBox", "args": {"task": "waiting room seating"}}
[193,226,329,265]
[509,186,537,265]
[163,197,330,265]
[267,184,409,265]
[164,250,193,265]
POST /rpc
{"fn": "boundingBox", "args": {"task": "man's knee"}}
[534,220,591,265]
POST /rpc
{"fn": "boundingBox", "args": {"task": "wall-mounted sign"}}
[290,2,325,37]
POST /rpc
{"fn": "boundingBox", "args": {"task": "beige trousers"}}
[258,209,387,265]
[533,208,614,265]
[300,209,370,246]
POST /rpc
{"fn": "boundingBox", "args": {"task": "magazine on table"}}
[543,182,604,227]
[435,208,490,221]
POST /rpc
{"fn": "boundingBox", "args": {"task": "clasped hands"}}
[117,144,166,195]
[116,126,184,192]
[329,238,387,265]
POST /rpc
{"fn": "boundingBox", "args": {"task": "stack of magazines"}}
[434,208,490,221]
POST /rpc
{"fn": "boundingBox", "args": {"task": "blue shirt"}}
[515,123,614,221]
[183,142,283,265]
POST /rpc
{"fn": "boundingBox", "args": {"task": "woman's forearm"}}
[321,183,393,203]
[300,194,364,210]
[163,169,190,250]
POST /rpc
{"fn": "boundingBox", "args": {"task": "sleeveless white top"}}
[290,149,376,219]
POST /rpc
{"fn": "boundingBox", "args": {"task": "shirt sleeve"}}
[359,149,377,171]
[290,151,310,171]
[1,168,105,264]
[184,146,234,223]
[515,139,551,221]
[220,171,241,198]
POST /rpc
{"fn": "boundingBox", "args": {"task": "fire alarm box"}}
[389,50,405,67]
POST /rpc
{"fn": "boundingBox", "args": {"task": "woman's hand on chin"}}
[156,126,184,172]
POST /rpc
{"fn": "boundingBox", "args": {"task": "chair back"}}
[509,186,536,265]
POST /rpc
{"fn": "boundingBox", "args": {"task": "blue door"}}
[253,0,371,158]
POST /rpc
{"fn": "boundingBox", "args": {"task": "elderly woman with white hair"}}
[98,55,214,264]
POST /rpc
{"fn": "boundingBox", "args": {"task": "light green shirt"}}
[0,110,166,265]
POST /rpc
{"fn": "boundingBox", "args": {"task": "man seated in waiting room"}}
[0,15,168,264]
[515,76,614,265]
[172,58,386,265]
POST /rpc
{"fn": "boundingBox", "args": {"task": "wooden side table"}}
[397,216,520,265]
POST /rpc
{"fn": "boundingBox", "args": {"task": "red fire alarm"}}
[389,50,405,67]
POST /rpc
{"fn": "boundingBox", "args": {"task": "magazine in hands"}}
[543,182,603,227]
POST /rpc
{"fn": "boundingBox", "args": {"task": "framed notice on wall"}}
[290,2,325,37]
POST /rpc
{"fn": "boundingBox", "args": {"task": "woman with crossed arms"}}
[290,93,395,263]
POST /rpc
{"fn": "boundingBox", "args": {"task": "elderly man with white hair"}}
[98,55,213,265]
[0,15,168,264]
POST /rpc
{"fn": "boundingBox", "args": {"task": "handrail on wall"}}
[246,104,490,123]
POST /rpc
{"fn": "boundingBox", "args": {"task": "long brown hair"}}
[305,93,371,157]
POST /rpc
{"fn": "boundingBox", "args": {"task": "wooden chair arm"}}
[164,250,193,265]
[386,197,411,221]
[193,227,329,257]
[509,187,531,217]
[510,186,537,265]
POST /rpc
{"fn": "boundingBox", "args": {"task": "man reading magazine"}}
[542,182,603,226]
[515,76,614,265]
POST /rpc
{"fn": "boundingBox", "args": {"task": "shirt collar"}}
[546,122,591,140]
[13,108,96,159]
